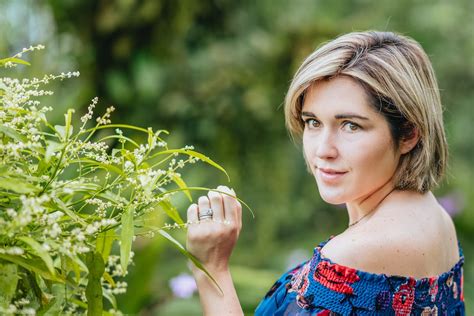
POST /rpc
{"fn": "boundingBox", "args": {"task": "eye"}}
[303,118,320,129]
[342,121,361,132]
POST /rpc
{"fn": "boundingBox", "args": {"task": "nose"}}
[315,129,338,160]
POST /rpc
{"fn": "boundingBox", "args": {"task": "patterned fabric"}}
[255,236,465,315]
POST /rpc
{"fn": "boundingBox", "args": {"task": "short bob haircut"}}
[285,31,447,193]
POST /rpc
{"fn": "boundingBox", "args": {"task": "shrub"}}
[0,46,229,315]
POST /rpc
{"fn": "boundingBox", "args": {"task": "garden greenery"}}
[0,46,234,315]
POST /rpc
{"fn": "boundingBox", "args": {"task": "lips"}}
[317,167,348,182]
[318,167,347,174]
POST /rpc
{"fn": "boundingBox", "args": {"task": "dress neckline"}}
[313,235,464,285]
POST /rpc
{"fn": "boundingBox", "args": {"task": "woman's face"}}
[302,76,401,205]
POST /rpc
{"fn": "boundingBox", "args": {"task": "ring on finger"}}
[199,208,213,221]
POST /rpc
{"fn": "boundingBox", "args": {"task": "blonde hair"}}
[285,31,447,193]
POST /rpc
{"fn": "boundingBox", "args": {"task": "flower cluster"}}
[0,48,228,314]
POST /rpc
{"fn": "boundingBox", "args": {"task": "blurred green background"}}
[1,0,472,314]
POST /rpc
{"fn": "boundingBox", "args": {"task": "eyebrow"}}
[301,111,370,120]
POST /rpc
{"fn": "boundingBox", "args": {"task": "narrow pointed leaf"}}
[52,197,87,226]
[157,229,223,294]
[153,149,229,181]
[45,140,64,163]
[0,125,27,142]
[0,177,39,194]
[120,206,134,271]
[96,229,116,263]
[171,174,192,202]
[70,158,124,176]
[0,254,63,282]
[19,236,56,276]
[0,263,19,308]
[2,57,31,66]
[102,271,116,288]
[159,199,184,225]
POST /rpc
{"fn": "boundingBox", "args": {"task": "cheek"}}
[302,134,318,169]
[349,136,398,176]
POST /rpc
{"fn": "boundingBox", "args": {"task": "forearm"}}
[192,268,244,316]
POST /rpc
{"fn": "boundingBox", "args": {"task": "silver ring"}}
[199,208,213,220]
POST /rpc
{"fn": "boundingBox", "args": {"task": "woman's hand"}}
[186,185,242,274]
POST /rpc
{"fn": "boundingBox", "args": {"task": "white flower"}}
[124,161,134,172]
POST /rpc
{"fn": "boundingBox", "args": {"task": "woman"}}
[185,31,465,315]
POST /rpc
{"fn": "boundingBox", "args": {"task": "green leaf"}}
[0,263,19,309]
[61,253,85,284]
[45,140,65,163]
[64,109,74,139]
[96,229,116,263]
[98,135,139,147]
[26,270,47,307]
[70,158,125,176]
[97,190,129,205]
[152,149,230,181]
[52,197,87,226]
[82,124,169,135]
[120,205,134,271]
[0,254,63,282]
[54,125,73,141]
[37,284,65,316]
[18,236,56,276]
[157,229,223,295]
[0,57,31,66]
[85,252,105,316]
[0,125,27,142]
[0,177,39,194]
[103,289,117,310]
[9,57,31,65]
[68,253,89,275]
[102,271,116,288]
[158,199,184,225]
[171,174,192,202]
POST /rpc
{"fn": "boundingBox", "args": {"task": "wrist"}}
[191,264,230,281]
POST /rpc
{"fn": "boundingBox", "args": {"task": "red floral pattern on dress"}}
[428,277,438,302]
[255,236,465,315]
[392,278,416,315]
[313,260,360,295]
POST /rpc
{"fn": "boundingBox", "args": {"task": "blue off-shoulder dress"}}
[255,235,465,315]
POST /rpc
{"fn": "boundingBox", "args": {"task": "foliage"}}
[0,0,472,314]
[0,47,228,314]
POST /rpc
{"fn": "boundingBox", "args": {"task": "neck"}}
[345,180,395,227]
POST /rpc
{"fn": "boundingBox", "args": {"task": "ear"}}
[399,126,420,154]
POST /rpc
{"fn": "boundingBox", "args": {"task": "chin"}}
[317,186,349,205]
[320,196,346,205]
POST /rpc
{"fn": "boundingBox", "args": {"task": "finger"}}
[232,188,242,227]
[219,186,240,225]
[197,195,212,222]
[208,189,224,221]
[187,203,198,224]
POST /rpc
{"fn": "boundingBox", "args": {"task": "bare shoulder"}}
[320,206,460,279]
